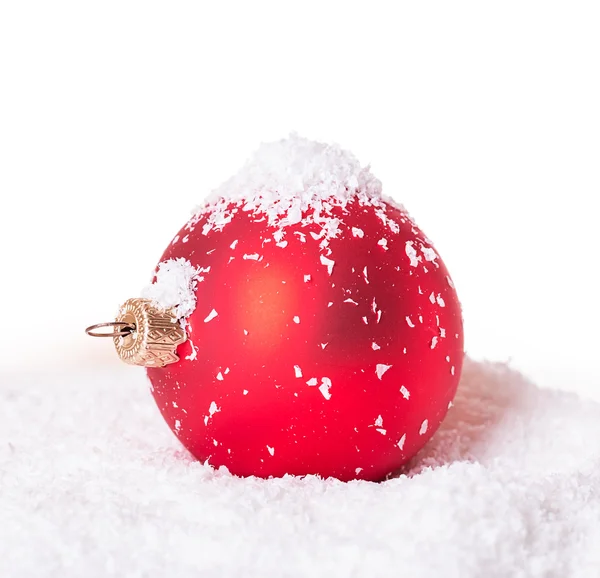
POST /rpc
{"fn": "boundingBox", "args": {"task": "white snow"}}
[376,364,392,379]
[405,241,420,267]
[184,342,198,361]
[397,433,407,450]
[2,360,600,576]
[204,309,218,323]
[319,377,332,400]
[188,135,403,240]
[141,258,201,321]
[421,247,437,262]
[320,255,335,276]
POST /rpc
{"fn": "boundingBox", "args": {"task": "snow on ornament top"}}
[186,134,407,244]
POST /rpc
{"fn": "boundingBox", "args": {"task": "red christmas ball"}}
[145,138,463,482]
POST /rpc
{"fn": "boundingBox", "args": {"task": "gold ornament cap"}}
[114,298,187,367]
[86,298,187,368]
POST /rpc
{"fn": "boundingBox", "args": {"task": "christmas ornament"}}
[87,135,464,482]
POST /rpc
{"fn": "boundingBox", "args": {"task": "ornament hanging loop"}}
[85,322,136,338]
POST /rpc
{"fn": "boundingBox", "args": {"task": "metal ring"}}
[85,322,136,338]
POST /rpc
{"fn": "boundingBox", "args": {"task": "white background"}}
[0,1,598,397]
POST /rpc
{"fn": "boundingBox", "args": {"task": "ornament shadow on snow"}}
[393,358,537,478]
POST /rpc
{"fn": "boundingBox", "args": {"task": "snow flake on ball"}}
[376,364,392,379]
[185,341,199,361]
[397,434,406,450]
[204,309,218,323]
[405,241,421,267]
[421,246,438,263]
[419,419,429,435]
[362,266,369,284]
[319,377,332,400]
[371,415,386,435]
[204,401,221,426]
[320,255,335,276]
[400,385,410,400]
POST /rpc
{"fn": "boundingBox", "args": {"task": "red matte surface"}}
[147,201,463,481]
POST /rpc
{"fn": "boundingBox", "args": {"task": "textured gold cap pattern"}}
[113,298,186,367]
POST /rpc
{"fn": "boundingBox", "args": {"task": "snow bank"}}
[1,359,599,577]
